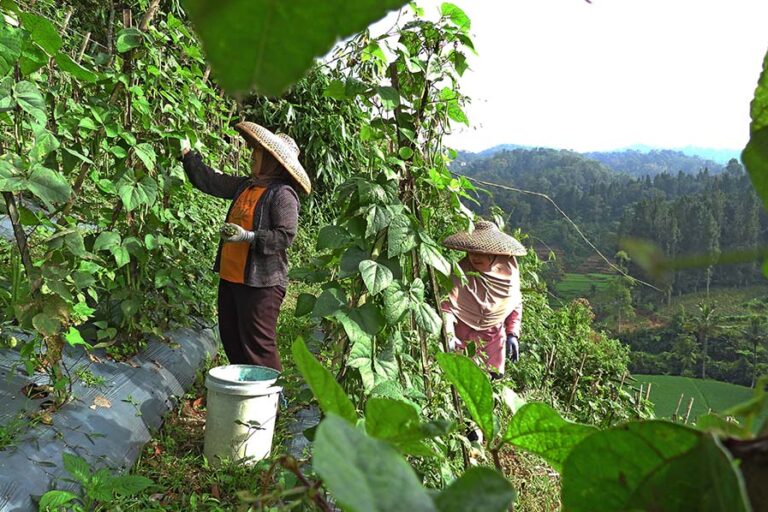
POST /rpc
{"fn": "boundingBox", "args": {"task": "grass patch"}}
[633,374,767,429]
[554,273,616,300]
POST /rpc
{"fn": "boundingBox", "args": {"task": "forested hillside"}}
[459,148,768,298]
[585,149,724,177]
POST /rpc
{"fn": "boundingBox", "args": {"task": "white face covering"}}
[447,256,521,331]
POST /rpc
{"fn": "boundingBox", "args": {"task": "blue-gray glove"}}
[506,334,519,363]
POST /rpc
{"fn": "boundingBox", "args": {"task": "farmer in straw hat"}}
[441,220,527,376]
[180,122,311,371]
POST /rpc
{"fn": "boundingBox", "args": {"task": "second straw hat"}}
[235,121,312,194]
[442,220,527,256]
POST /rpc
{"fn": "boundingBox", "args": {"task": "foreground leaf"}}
[743,49,768,211]
[434,467,515,512]
[502,403,595,471]
[436,353,494,439]
[561,421,750,512]
[314,415,437,512]
[291,338,356,424]
[183,0,410,96]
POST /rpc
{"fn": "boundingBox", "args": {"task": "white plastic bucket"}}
[203,364,282,466]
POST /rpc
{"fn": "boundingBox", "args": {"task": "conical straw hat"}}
[443,221,527,256]
[235,121,312,194]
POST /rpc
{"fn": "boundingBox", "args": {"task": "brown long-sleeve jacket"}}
[182,151,299,288]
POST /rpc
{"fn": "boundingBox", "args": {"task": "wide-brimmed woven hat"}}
[235,121,311,194]
[443,221,527,256]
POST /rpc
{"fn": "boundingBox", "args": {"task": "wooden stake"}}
[77,32,91,63]
[684,397,694,424]
[567,353,588,410]
[644,382,652,401]
[673,393,685,421]
[61,9,74,33]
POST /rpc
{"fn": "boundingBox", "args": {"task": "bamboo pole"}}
[684,397,695,424]
[77,32,91,63]
[673,393,685,421]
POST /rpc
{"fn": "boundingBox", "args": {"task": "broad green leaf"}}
[30,127,59,162]
[0,24,22,77]
[359,260,393,296]
[144,233,157,251]
[324,79,347,99]
[317,225,350,251]
[377,86,400,109]
[440,3,471,32]
[413,301,441,335]
[32,311,60,336]
[110,146,128,159]
[183,0,410,96]
[93,231,121,253]
[348,302,385,335]
[64,231,86,257]
[409,278,426,302]
[439,87,468,125]
[0,159,24,192]
[0,76,14,111]
[312,287,347,318]
[502,403,595,471]
[54,53,99,82]
[20,13,62,55]
[19,42,47,75]
[116,28,144,53]
[291,338,357,424]
[109,475,154,496]
[436,353,494,439]
[133,143,156,172]
[420,242,451,277]
[365,397,437,446]
[63,453,91,484]
[561,421,750,512]
[340,246,370,276]
[13,80,46,124]
[295,293,317,317]
[118,175,158,211]
[78,117,97,131]
[121,298,140,319]
[113,245,130,268]
[26,165,71,207]
[382,282,409,324]
[38,490,79,509]
[434,468,515,512]
[387,213,417,258]
[341,313,375,390]
[365,204,391,237]
[744,50,768,210]
[313,415,437,512]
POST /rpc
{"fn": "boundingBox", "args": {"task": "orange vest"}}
[219,186,266,283]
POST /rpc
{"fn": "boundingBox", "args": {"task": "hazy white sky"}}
[377,0,768,153]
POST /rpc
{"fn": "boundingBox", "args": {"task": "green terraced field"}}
[634,374,766,428]
[554,272,616,300]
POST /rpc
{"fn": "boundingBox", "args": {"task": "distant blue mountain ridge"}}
[460,143,742,177]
